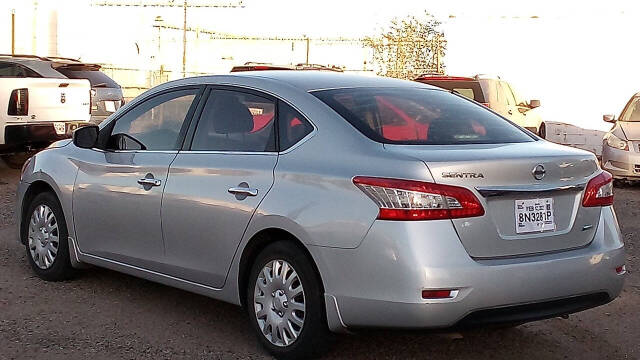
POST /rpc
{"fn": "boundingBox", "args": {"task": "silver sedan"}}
[16,71,625,359]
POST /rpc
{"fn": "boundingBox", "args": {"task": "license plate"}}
[53,122,66,135]
[515,198,555,234]
[104,100,116,112]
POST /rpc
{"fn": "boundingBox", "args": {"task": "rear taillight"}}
[8,88,28,116]
[582,171,613,207]
[90,89,96,114]
[480,102,490,108]
[422,289,457,299]
[353,176,485,221]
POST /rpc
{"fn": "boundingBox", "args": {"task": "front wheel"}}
[23,192,75,281]
[247,241,331,359]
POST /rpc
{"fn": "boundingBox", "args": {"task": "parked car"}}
[17,72,625,359]
[0,55,91,167]
[47,57,124,124]
[415,74,545,136]
[602,92,640,180]
[231,62,343,72]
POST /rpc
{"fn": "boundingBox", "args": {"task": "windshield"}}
[312,87,535,145]
[56,68,120,88]
[620,97,640,122]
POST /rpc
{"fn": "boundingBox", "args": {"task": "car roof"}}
[212,70,438,92]
[0,55,68,78]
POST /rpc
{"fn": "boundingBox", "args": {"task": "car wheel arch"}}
[237,227,325,309]
[20,180,58,245]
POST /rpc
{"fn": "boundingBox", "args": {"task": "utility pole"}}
[92,1,245,77]
[182,0,187,77]
[305,36,310,65]
[11,9,15,55]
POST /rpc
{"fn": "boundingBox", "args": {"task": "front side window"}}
[500,82,516,106]
[620,97,640,122]
[107,88,197,150]
[191,90,276,152]
[313,87,534,145]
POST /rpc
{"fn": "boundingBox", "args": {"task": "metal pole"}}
[11,9,15,55]
[182,0,187,78]
[305,37,309,64]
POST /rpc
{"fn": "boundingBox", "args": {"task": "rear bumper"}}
[1,122,87,152]
[312,206,625,331]
[602,144,640,179]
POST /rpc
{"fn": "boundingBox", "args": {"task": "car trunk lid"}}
[384,141,601,258]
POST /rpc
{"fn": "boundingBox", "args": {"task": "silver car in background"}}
[16,72,625,359]
[602,92,640,180]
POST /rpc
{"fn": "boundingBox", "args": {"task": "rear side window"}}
[278,102,313,150]
[415,80,486,103]
[191,90,276,152]
[56,68,120,88]
[313,88,534,145]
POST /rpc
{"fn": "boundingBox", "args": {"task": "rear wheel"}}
[23,192,74,281]
[247,241,331,359]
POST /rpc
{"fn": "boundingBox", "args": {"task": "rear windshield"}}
[415,80,486,103]
[56,68,120,88]
[313,88,534,145]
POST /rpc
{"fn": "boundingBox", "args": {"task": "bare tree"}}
[364,12,447,79]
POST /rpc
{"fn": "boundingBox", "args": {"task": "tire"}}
[23,192,75,281]
[246,241,331,359]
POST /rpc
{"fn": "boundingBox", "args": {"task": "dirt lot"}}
[0,161,638,360]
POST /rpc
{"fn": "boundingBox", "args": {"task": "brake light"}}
[582,171,613,207]
[353,176,484,220]
[481,102,490,108]
[8,88,28,116]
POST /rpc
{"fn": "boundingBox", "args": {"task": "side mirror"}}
[528,99,541,109]
[603,114,616,123]
[72,125,99,149]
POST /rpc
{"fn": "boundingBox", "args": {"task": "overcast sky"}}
[1,0,640,131]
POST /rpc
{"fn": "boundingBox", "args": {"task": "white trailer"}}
[542,121,606,158]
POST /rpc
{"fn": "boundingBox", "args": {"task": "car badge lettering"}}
[60,92,66,104]
[442,172,484,179]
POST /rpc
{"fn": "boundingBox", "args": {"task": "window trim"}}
[96,85,205,152]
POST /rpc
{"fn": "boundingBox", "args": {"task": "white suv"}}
[415,74,544,136]
[0,55,91,167]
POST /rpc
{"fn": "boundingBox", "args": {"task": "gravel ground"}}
[0,161,638,360]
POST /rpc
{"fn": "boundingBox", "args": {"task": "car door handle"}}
[138,178,162,187]
[228,187,258,196]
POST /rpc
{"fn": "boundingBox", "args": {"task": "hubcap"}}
[28,204,59,270]
[254,259,305,347]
